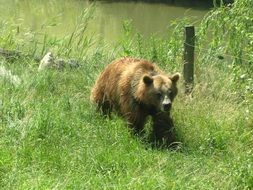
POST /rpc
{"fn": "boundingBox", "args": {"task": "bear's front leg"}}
[124,111,147,135]
[152,112,177,147]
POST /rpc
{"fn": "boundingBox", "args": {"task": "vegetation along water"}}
[0,0,252,189]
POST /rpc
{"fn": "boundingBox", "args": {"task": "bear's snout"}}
[162,102,172,111]
[161,95,172,112]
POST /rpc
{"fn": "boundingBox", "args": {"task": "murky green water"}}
[0,0,210,44]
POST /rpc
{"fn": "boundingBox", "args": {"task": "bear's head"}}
[135,73,180,113]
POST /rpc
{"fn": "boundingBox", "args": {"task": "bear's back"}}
[91,57,161,112]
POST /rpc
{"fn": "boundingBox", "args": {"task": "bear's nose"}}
[163,102,172,111]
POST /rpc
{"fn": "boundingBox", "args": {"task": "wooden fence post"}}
[183,26,195,94]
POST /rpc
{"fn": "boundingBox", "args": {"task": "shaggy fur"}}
[91,57,179,145]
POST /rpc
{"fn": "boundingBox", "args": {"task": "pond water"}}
[0,0,210,44]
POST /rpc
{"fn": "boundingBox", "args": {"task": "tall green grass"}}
[0,0,252,189]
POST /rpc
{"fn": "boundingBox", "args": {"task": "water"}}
[0,0,210,44]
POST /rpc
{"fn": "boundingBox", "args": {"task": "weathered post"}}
[183,26,195,94]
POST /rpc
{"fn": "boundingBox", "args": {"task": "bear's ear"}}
[143,75,153,85]
[170,73,180,83]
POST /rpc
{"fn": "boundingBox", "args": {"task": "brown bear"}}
[90,57,180,146]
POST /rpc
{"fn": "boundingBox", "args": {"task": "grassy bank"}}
[0,1,252,189]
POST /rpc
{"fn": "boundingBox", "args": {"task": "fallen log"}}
[0,47,80,70]
[0,48,21,60]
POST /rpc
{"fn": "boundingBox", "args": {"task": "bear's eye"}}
[167,90,172,96]
[155,92,162,100]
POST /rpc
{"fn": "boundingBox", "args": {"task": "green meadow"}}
[0,0,252,189]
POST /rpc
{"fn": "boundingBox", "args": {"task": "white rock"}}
[38,52,54,71]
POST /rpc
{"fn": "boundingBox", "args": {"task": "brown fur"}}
[91,57,180,146]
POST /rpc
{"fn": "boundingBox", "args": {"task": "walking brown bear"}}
[90,57,180,147]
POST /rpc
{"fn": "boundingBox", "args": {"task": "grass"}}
[0,0,253,189]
